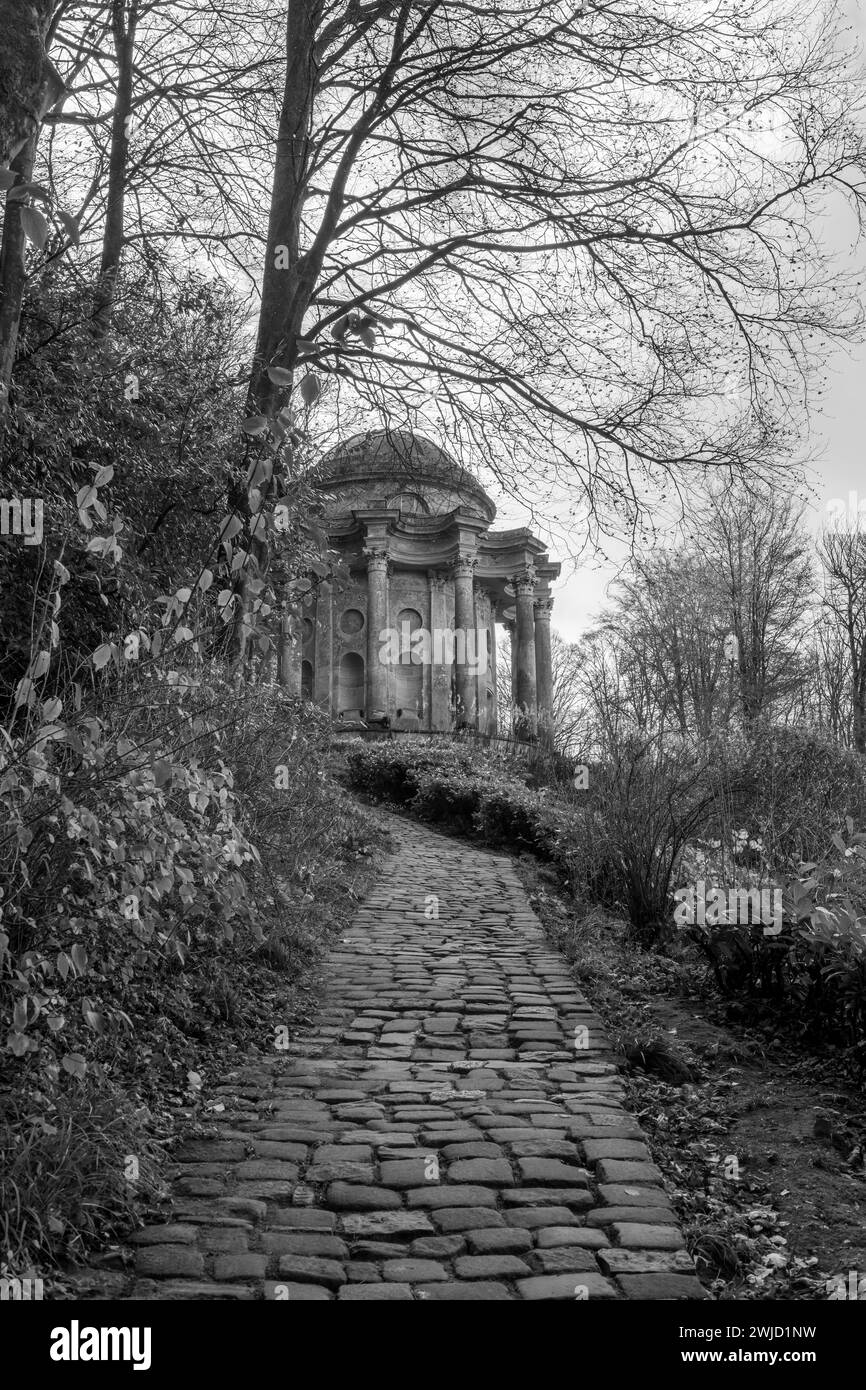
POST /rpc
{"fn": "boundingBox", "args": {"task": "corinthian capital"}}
[513,565,537,596]
[450,551,477,579]
[534,596,554,620]
[364,546,390,574]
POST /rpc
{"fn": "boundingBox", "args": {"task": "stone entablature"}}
[284,429,560,736]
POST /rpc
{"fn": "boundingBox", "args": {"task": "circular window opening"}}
[388,492,429,515]
[396,607,423,632]
[340,607,365,635]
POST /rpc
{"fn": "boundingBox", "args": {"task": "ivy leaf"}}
[20,205,49,250]
[30,650,51,680]
[8,182,50,203]
[152,759,173,787]
[299,373,320,406]
[241,414,268,435]
[70,944,88,974]
[92,643,114,670]
[13,677,34,709]
[219,513,243,543]
[246,455,273,487]
[267,365,293,386]
[198,568,213,592]
[0,169,16,190]
[58,209,80,245]
[61,1053,87,1078]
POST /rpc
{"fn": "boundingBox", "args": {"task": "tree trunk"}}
[248,0,323,418]
[0,0,63,168]
[227,0,322,675]
[93,0,137,335]
[0,135,37,409]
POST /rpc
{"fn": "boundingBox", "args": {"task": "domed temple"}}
[283,429,560,736]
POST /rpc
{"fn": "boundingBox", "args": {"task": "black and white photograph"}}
[2,0,866,1366]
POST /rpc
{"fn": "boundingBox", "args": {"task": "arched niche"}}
[337,651,365,718]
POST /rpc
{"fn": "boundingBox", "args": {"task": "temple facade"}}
[283,429,560,736]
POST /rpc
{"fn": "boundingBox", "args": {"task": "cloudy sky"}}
[487,0,866,647]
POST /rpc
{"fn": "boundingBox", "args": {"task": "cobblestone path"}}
[126,821,708,1301]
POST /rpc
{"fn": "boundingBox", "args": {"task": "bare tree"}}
[820,529,866,752]
[611,550,735,740]
[241,0,865,529]
[704,481,813,724]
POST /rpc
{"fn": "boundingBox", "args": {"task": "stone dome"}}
[315,428,495,520]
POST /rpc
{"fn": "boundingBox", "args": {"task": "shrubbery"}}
[712,724,866,865]
[346,729,866,1066]
[346,739,563,855]
[683,818,866,1056]
[1,670,380,1273]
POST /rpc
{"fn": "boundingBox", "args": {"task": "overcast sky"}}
[486,0,866,647]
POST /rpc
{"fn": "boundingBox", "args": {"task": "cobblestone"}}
[80,817,699,1301]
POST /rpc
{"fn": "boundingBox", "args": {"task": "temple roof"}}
[315,428,495,517]
[318,428,467,481]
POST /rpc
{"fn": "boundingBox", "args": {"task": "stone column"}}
[487,603,498,736]
[513,568,537,736]
[277,612,291,687]
[474,588,493,734]
[313,579,333,712]
[278,610,302,695]
[505,619,518,732]
[452,553,477,728]
[534,595,554,742]
[365,548,390,719]
[428,569,451,731]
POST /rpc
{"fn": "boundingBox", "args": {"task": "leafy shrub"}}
[345,739,477,803]
[714,724,866,866]
[687,818,866,1057]
[346,739,556,848]
[474,783,559,859]
[413,765,484,831]
[0,661,381,1272]
[556,734,723,942]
